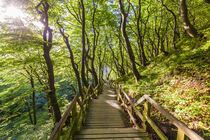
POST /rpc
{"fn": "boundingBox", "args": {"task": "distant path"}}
[75,84,149,140]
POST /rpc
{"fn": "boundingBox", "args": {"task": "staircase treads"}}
[75,132,148,139]
[88,113,121,118]
[77,128,146,134]
[74,84,150,140]
[85,120,124,123]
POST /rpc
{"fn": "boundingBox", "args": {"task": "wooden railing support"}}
[177,128,185,140]
[112,82,204,140]
[72,103,77,122]
[49,83,102,140]
[143,101,150,131]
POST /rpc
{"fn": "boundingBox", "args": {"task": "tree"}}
[118,0,141,81]
[35,0,61,123]
[180,0,198,38]
[80,0,89,87]
[90,0,99,87]
[159,0,180,49]
[25,66,37,125]
[130,0,149,66]
[57,22,84,100]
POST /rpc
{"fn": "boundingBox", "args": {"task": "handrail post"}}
[177,128,185,140]
[143,101,151,131]
[72,103,77,122]
[122,90,126,106]
[117,85,120,101]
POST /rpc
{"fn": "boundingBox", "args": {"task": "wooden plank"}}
[124,103,140,129]
[49,94,78,140]
[135,96,146,106]
[72,103,77,121]
[143,114,168,140]
[133,107,144,123]
[75,133,148,139]
[75,83,151,140]
[78,128,145,134]
[120,86,134,106]
[177,128,185,140]
[143,101,151,131]
[67,108,82,139]
[144,95,204,140]
[115,84,203,140]
[133,105,147,131]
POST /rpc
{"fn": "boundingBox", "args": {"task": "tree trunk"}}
[57,24,84,99]
[118,0,141,81]
[30,76,36,125]
[118,34,126,75]
[136,0,148,67]
[43,51,61,123]
[36,1,61,123]
[25,68,37,125]
[180,0,198,38]
[160,0,180,49]
[25,99,33,124]
[66,41,84,99]
[91,0,99,87]
[34,69,53,117]
[106,34,123,76]
[80,0,89,87]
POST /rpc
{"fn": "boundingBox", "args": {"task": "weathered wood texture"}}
[114,83,204,140]
[75,84,149,140]
[49,84,100,140]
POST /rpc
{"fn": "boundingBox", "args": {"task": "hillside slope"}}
[115,32,210,139]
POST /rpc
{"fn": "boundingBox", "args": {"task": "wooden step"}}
[74,84,150,140]
[75,128,149,139]
[77,128,146,134]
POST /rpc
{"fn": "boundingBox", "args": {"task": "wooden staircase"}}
[49,82,203,140]
[74,84,149,140]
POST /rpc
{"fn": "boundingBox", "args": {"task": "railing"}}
[112,83,204,140]
[49,84,101,140]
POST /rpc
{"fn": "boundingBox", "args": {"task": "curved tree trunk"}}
[58,25,84,99]
[91,0,99,87]
[118,0,141,81]
[180,0,198,38]
[36,0,61,123]
[80,0,89,87]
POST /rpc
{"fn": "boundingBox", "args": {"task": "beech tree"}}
[36,0,61,123]
[180,0,198,38]
[118,0,141,81]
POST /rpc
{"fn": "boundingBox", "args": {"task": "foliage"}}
[0,0,209,139]
[115,34,210,138]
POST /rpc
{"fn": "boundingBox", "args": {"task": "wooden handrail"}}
[49,84,101,140]
[114,83,204,140]
[142,95,203,140]
[49,94,78,140]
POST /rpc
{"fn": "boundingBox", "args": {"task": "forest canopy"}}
[0,0,209,139]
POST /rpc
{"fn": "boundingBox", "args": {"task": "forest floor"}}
[115,34,210,139]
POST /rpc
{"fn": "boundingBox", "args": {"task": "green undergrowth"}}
[115,35,210,138]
